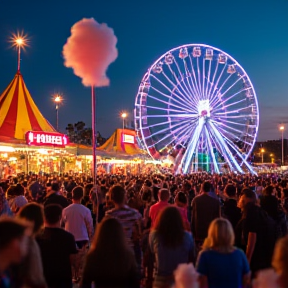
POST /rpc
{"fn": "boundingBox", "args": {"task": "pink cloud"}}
[63,18,118,87]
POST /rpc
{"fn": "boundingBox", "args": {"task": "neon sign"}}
[123,134,134,144]
[25,131,69,147]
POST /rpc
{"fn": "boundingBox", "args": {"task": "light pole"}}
[53,95,62,131]
[270,154,274,164]
[121,112,127,130]
[261,148,265,163]
[280,126,284,166]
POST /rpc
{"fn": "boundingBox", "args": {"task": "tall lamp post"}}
[121,112,127,130]
[11,32,28,71]
[53,95,62,131]
[261,148,265,163]
[280,126,284,166]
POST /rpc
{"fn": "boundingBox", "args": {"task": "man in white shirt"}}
[62,186,94,283]
[62,186,94,245]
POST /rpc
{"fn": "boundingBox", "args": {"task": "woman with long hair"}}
[197,218,250,288]
[149,206,194,288]
[81,217,139,288]
[16,203,47,288]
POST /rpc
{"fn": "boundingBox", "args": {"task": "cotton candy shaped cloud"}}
[63,18,118,87]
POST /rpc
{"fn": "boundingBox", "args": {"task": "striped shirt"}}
[105,205,142,247]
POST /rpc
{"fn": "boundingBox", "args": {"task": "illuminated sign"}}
[25,131,69,147]
[123,134,134,144]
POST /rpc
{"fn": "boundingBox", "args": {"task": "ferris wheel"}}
[134,44,259,174]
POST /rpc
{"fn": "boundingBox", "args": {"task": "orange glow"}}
[54,95,62,103]
[280,126,284,131]
[121,112,127,118]
[10,32,29,49]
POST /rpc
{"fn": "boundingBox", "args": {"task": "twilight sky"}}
[0,0,287,140]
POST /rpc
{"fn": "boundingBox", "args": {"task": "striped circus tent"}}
[97,128,147,158]
[0,71,56,142]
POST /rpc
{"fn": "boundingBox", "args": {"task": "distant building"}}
[253,139,288,165]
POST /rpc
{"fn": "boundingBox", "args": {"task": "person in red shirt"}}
[149,188,170,228]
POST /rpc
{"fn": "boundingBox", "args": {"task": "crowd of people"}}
[1,172,288,288]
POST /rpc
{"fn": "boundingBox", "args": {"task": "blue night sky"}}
[0,0,287,140]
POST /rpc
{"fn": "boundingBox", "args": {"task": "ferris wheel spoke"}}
[147,94,195,114]
[146,113,198,118]
[150,74,193,108]
[146,105,194,114]
[204,126,220,173]
[145,119,192,140]
[211,77,244,108]
[165,66,196,107]
[220,118,256,128]
[212,98,247,113]
[207,60,218,98]
[183,59,201,103]
[211,119,254,139]
[188,55,202,98]
[209,63,227,101]
[202,58,206,98]
[208,122,243,173]
[214,105,253,116]
[150,86,197,113]
[173,60,197,104]
[181,118,205,173]
[213,88,250,111]
[205,60,212,99]
[197,58,203,98]
[214,128,256,174]
[209,73,233,105]
[147,119,194,148]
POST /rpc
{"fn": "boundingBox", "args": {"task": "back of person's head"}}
[154,206,184,247]
[263,185,274,196]
[283,188,288,198]
[109,185,126,205]
[202,181,211,193]
[44,204,63,225]
[84,183,94,197]
[14,184,25,196]
[272,236,288,280]
[6,185,16,198]
[158,188,170,201]
[0,218,26,252]
[175,191,187,205]
[92,217,127,251]
[225,184,237,198]
[72,186,84,200]
[242,188,257,203]
[183,182,192,191]
[51,182,60,192]
[141,188,152,203]
[205,218,234,251]
[18,203,44,234]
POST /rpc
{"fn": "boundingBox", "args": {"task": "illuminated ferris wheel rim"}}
[135,43,259,173]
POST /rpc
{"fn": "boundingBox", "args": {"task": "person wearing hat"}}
[62,186,94,283]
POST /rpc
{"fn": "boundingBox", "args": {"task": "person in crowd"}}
[149,188,170,228]
[81,217,139,288]
[174,191,190,231]
[222,184,242,230]
[271,235,288,288]
[16,203,47,288]
[191,181,221,249]
[260,185,279,221]
[105,185,142,249]
[197,218,250,288]
[43,182,69,208]
[0,187,12,217]
[37,204,77,288]
[236,188,276,277]
[149,206,194,288]
[0,218,28,288]
[62,186,94,282]
[8,183,28,214]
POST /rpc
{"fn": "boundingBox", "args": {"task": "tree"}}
[65,122,106,146]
